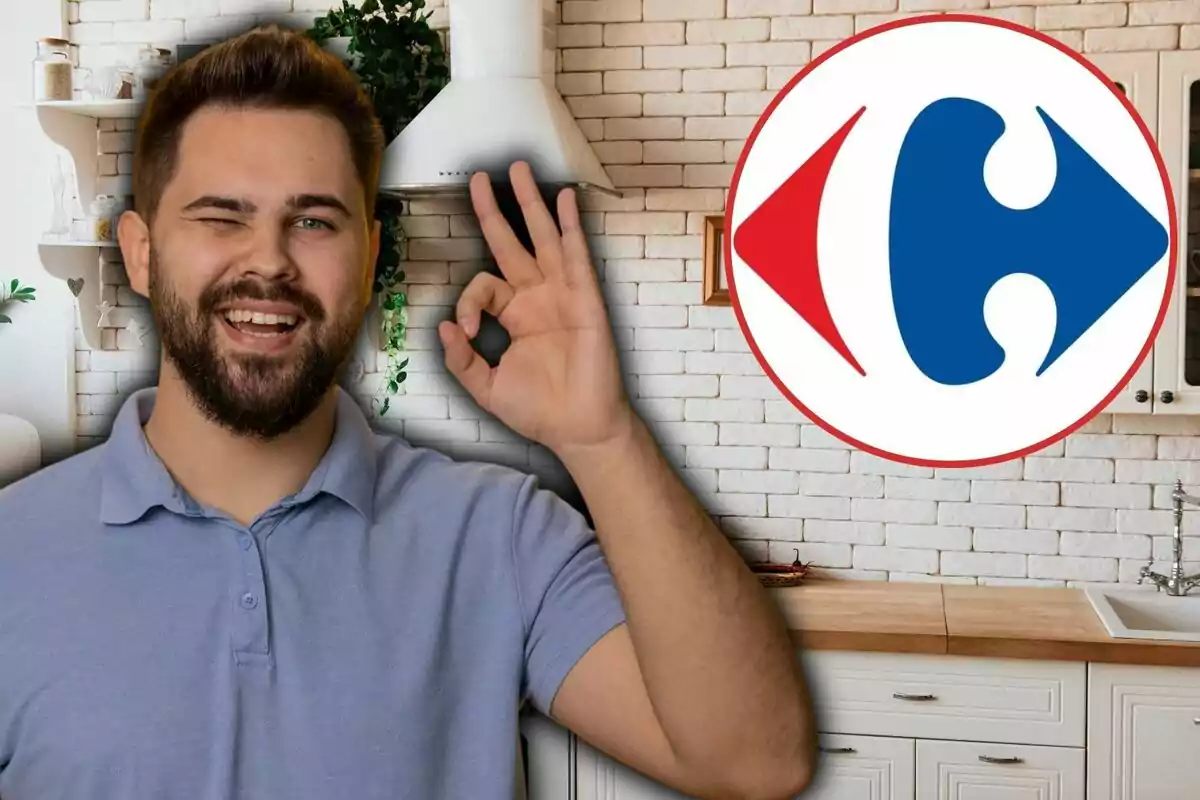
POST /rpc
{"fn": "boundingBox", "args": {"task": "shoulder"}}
[368,429,543,525]
[366,428,592,532]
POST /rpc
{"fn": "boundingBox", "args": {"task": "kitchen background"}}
[39,0,1200,586]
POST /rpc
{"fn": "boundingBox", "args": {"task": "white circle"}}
[727,17,1172,465]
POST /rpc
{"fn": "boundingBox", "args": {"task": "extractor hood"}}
[377,0,619,198]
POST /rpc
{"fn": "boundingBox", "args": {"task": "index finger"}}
[469,171,543,288]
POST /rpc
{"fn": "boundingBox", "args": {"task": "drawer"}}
[916,739,1084,799]
[802,650,1086,747]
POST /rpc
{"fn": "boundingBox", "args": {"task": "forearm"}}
[557,416,817,782]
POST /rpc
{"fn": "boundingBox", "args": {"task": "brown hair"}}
[132,24,385,226]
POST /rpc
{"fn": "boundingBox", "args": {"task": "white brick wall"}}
[66,0,1200,587]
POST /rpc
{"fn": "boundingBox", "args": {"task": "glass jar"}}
[33,37,72,101]
[88,195,118,242]
[115,67,134,100]
[133,46,172,100]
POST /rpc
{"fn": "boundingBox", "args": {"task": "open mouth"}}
[220,308,304,338]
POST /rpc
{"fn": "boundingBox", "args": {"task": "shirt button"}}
[240,592,259,610]
[238,534,253,551]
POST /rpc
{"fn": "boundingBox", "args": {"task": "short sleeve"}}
[510,474,627,715]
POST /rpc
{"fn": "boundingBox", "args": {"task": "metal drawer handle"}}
[892,692,937,701]
[1194,718,1200,725]
[979,755,1024,765]
[820,747,857,754]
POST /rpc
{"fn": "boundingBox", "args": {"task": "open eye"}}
[294,217,335,232]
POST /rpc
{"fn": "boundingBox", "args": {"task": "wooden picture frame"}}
[702,214,729,306]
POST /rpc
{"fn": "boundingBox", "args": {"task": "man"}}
[0,25,816,800]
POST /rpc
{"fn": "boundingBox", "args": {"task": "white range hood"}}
[378,0,619,198]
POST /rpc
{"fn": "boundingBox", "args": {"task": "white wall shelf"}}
[33,99,142,118]
[40,238,119,247]
[34,100,140,350]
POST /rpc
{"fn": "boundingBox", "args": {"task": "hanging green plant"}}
[0,279,37,325]
[307,0,449,416]
[374,199,409,418]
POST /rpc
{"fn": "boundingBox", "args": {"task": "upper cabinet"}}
[1090,52,1159,415]
[1152,51,1200,414]
[1090,51,1200,415]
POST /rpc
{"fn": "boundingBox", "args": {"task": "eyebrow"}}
[289,194,352,217]
[181,194,352,217]
[182,195,253,214]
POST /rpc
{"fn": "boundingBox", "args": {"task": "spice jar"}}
[88,195,118,242]
[133,46,172,99]
[33,37,72,101]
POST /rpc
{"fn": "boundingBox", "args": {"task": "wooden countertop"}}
[771,581,1200,667]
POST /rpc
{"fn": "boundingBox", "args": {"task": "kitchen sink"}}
[1085,587,1200,642]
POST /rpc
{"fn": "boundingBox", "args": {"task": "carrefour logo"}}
[727,15,1175,468]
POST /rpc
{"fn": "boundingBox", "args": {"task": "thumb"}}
[439,320,494,407]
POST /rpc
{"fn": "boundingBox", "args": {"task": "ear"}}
[118,210,152,299]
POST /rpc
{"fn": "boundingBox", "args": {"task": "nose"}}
[241,222,298,282]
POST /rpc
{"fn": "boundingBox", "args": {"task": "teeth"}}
[224,309,299,326]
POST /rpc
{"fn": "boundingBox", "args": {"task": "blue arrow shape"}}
[889,97,1168,386]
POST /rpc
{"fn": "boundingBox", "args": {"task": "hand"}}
[438,161,638,459]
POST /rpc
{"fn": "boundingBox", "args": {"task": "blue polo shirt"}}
[0,387,626,799]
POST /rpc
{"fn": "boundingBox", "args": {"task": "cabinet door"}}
[1088,663,1200,800]
[519,709,574,800]
[1089,52,1159,414]
[805,733,914,800]
[1153,51,1200,413]
[575,739,689,800]
[916,739,1084,799]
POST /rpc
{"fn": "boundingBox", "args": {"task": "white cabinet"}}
[1152,51,1200,414]
[916,739,1084,799]
[520,707,575,800]
[575,740,690,800]
[806,734,914,800]
[1088,51,1200,415]
[801,650,1086,747]
[1087,663,1200,800]
[531,654,1200,800]
[1089,52,1159,414]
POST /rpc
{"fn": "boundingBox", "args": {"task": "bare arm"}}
[549,417,818,800]
[439,162,817,800]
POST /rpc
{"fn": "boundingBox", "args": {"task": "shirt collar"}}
[99,386,378,526]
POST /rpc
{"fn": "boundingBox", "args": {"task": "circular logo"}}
[726,14,1176,468]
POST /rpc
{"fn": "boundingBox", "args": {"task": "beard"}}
[148,247,363,440]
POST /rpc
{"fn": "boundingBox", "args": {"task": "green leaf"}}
[0,315,11,324]
[9,279,16,292]
[387,380,399,394]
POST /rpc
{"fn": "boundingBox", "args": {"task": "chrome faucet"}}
[1138,479,1200,596]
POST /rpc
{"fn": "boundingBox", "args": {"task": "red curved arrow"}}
[733,106,868,376]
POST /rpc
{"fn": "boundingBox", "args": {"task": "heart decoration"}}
[67,277,84,297]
